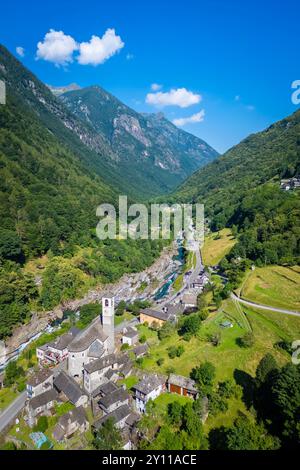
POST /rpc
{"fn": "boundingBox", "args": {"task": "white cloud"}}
[78,28,124,65]
[146,87,201,108]
[151,83,162,91]
[172,110,205,127]
[16,46,25,57]
[36,30,78,66]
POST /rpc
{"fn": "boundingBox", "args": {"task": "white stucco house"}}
[132,374,166,413]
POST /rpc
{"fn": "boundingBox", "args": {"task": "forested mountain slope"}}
[0,46,165,337]
[172,110,300,266]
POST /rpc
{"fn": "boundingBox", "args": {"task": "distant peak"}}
[47,83,81,96]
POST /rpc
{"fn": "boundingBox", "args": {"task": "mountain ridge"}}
[59,84,218,197]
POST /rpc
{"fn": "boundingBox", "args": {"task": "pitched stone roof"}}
[48,333,74,351]
[133,344,148,357]
[125,412,140,428]
[140,308,171,322]
[68,318,108,353]
[91,381,119,398]
[93,404,131,430]
[119,361,133,377]
[29,388,58,410]
[123,327,138,339]
[182,292,198,305]
[168,373,198,392]
[84,353,117,374]
[133,374,166,396]
[27,368,53,388]
[104,368,119,381]
[58,405,87,428]
[98,388,129,410]
[52,406,88,441]
[54,371,87,405]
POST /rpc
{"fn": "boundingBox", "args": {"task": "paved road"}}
[187,245,203,286]
[231,293,300,317]
[0,359,67,435]
[0,390,27,434]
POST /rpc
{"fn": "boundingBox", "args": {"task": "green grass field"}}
[240,265,300,311]
[202,228,236,266]
[0,388,18,411]
[173,250,196,292]
[139,296,300,430]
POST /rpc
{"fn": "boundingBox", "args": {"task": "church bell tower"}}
[102,295,115,354]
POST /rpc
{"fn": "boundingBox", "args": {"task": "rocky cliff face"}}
[60,85,219,196]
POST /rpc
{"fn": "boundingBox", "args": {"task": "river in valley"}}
[0,240,185,372]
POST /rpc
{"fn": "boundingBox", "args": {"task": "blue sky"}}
[0,0,299,153]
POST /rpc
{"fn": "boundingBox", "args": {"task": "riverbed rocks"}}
[4,243,178,356]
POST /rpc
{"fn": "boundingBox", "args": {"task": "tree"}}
[116,300,126,316]
[0,229,22,261]
[180,313,202,337]
[34,416,48,433]
[181,402,208,449]
[208,391,229,416]
[176,345,185,357]
[168,401,183,426]
[237,332,255,348]
[222,415,280,450]
[269,363,300,445]
[218,379,236,399]
[139,334,147,344]
[4,361,24,387]
[197,294,207,311]
[255,353,278,387]
[158,321,175,341]
[198,308,209,321]
[93,418,123,450]
[190,361,216,394]
[168,346,178,359]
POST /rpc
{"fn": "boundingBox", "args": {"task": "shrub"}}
[120,343,130,351]
[176,345,185,357]
[34,416,48,433]
[139,335,147,344]
[180,313,202,336]
[168,346,178,359]
[158,322,175,341]
[157,358,165,366]
[198,309,209,321]
[237,332,255,348]
[208,333,221,346]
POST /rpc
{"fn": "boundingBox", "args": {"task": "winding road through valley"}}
[231,293,300,317]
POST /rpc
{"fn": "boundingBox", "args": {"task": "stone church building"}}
[68,295,115,378]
